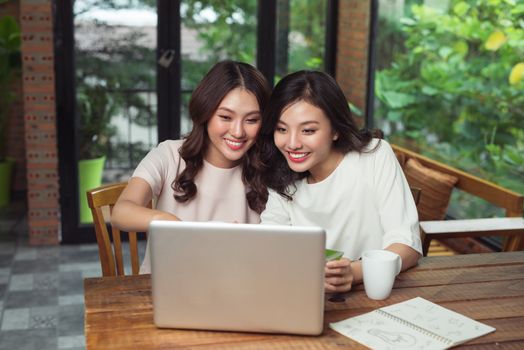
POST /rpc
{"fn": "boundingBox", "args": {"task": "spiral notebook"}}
[330,297,495,350]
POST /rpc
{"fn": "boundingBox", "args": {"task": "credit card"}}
[325,249,344,261]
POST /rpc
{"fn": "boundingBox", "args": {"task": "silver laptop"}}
[148,220,326,335]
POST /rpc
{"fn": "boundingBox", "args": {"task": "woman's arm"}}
[111,177,180,232]
[324,243,420,293]
[386,243,421,271]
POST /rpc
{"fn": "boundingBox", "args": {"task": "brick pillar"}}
[1,1,26,192]
[20,0,60,245]
[336,0,371,126]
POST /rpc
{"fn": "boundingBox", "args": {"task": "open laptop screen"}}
[149,220,326,335]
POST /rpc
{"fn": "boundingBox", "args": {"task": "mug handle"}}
[395,254,402,275]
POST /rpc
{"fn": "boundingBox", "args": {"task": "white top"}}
[260,139,422,259]
[132,140,260,273]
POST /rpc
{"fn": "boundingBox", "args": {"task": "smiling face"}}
[273,100,343,183]
[205,88,261,168]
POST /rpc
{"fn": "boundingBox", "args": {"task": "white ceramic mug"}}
[362,250,402,300]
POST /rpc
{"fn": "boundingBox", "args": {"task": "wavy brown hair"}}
[172,60,271,213]
[253,70,380,204]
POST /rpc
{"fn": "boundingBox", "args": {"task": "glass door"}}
[57,0,163,242]
[74,1,158,186]
[275,0,328,79]
[179,1,258,134]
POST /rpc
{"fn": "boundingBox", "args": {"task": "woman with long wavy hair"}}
[112,61,271,273]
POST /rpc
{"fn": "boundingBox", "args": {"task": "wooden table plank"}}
[85,278,524,331]
[465,317,524,345]
[347,264,524,290]
[326,296,524,323]
[84,252,524,349]
[326,278,524,315]
[460,340,524,349]
[415,251,524,270]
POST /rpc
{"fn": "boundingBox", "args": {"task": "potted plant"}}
[0,15,21,207]
[77,84,117,223]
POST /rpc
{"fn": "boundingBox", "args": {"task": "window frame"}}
[54,0,338,243]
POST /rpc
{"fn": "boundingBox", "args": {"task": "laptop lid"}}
[149,220,326,335]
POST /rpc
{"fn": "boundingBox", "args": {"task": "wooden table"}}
[84,252,524,349]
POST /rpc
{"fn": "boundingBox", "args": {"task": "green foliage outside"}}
[0,15,21,161]
[375,0,524,218]
[182,0,258,66]
[286,0,325,73]
[181,0,326,86]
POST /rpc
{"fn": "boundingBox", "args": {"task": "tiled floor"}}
[0,197,145,350]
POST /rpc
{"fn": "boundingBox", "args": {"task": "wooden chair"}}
[86,182,149,276]
[420,217,524,256]
[411,187,421,206]
[393,144,524,255]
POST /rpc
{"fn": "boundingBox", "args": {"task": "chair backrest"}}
[411,187,421,206]
[86,182,148,276]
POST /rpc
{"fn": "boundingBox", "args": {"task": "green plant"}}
[77,84,118,159]
[0,15,21,161]
[375,0,524,197]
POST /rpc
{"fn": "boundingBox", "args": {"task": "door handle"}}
[158,49,175,68]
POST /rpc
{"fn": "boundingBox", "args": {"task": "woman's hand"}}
[324,258,353,293]
[112,177,180,232]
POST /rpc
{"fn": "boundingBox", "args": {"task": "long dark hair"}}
[172,60,271,213]
[254,70,377,203]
